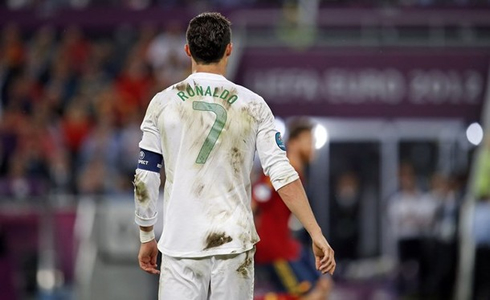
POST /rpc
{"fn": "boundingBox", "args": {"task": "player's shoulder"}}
[232,82,266,103]
[164,78,193,95]
[150,78,192,103]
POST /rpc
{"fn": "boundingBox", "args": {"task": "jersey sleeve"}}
[256,101,299,191]
[134,96,164,227]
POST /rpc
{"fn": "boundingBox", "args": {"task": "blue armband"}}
[138,148,163,172]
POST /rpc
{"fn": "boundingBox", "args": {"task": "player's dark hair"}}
[287,118,314,142]
[186,12,232,64]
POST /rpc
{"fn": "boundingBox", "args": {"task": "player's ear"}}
[184,44,192,57]
[225,43,233,57]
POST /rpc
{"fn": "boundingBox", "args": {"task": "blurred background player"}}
[253,118,333,300]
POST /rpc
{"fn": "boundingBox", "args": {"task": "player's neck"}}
[192,60,227,77]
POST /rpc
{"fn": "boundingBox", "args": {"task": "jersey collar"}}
[188,72,227,81]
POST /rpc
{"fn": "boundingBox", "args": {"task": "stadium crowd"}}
[1,0,489,10]
[387,164,462,298]
[0,23,189,199]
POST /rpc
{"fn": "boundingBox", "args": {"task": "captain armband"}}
[137,148,163,173]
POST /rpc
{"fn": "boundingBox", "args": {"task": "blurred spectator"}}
[0,150,48,199]
[423,173,460,299]
[49,149,72,193]
[146,24,189,88]
[112,25,138,73]
[388,163,436,298]
[60,99,93,184]
[45,57,78,111]
[1,24,25,109]
[90,86,116,122]
[1,24,24,70]
[0,98,62,199]
[26,26,56,82]
[118,110,143,181]
[77,54,111,101]
[0,107,23,169]
[16,107,54,179]
[58,26,91,75]
[77,157,111,195]
[114,56,153,123]
[330,171,361,261]
[77,118,119,175]
[1,155,31,199]
[132,24,157,61]
[6,71,42,113]
[75,103,118,196]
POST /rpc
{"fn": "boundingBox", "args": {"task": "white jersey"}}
[388,190,437,239]
[134,72,298,258]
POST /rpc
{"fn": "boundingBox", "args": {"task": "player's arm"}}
[277,179,335,275]
[255,101,335,275]
[135,152,161,276]
[134,96,163,275]
[138,225,159,275]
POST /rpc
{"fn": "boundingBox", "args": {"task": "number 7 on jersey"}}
[192,101,227,164]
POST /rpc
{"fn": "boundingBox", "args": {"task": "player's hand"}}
[311,234,336,275]
[138,239,160,275]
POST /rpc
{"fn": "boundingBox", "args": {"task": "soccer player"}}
[253,118,332,300]
[133,12,335,300]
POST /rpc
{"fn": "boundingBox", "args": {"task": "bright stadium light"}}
[37,269,56,290]
[314,124,328,149]
[466,122,484,146]
[275,117,286,136]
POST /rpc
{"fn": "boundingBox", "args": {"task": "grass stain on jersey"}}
[175,82,187,92]
[230,147,244,175]
[204,232,233,250]
[241,101,263,123]
[193,183,205,197]
[193,269,204,278]
[133,174,149,204]
[236,251,252,278]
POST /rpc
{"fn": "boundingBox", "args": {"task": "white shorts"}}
[158,248,255,300]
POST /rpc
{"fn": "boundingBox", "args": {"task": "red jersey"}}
[253,175,300,264]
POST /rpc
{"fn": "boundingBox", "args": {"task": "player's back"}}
[148,72,265,257]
